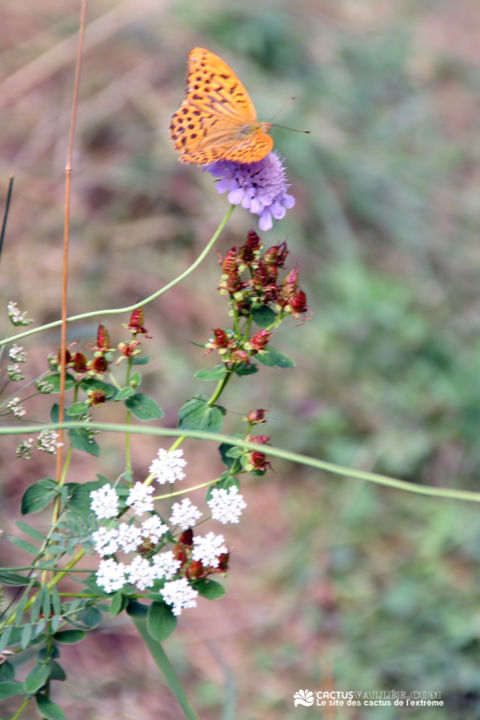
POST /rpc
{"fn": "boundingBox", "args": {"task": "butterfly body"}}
[170,47,273,166]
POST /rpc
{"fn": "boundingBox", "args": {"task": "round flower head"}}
[206,152,295,231]
[149,448,187,485]
[207,485,247,525]
[161,577,198,616]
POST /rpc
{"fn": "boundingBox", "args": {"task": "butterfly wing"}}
[170,47,273,165]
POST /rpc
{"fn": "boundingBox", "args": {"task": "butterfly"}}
[169,47,273,166]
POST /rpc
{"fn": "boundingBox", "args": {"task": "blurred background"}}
[1,0,480,718]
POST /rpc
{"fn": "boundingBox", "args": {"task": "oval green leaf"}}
[53,630,85,644]
[24,664,51,694]
[147,601,177,642]
[125,393,164,421]
[35,693,67,720]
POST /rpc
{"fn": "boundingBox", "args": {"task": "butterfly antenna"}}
[269,97,310,134]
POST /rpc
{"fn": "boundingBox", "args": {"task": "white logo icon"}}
[293,689,314,707]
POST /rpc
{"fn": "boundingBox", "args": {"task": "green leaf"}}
[67,480,104,515]
[147,601,177,642]
[194,578,226,599]
[42,588,51,620]
[35,694,66,720]
[109,592,127,617]
[124,393,164,420]
[130,371,142,387]
[51,587,62,617]
[49,661,66,682]
[21,480,58,515]
[20,624,32,649]
[194,365,227,382]
[0,570,31,586]
[219,442,235,469]
[50,403,59,422]
[251,305,277,328]
[0,661,14,682]
[9,537,38,555]
[66,402,89,416]
[113,387,135,401]
[0,681,23,700]
[24,663,51,694]
[178,397,225,433]
[256,346,295,368]
[16,521,45,544]
[68,429,100,456]
[126,599,148,618]
[131,355,149,365]
[42,373,76,392]
[0,627,12,653]
[53,630,85,644]
[225,446,244,459]
[79,377,116,397]
[234,362,258,376]
[77,607,102,628]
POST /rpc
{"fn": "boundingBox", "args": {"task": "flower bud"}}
[247,409,267,424]
[247,330,270,352]
[221,248,237,273]
[96,324,110,351]
[129,308,145,332]
[225,271,242,294]
[212,328,229,349]
[188,560,205,579]
[217,552,230,572]
[250,451,271,471]
[57,348,72,366]
[283,267,299,291]
[249,435,270,445]
[90,355,108,373]
[89,390,107,406]
[246,229,261,250]
[72,352,87,372]
[178,528,194,547]
[289,289,308,315]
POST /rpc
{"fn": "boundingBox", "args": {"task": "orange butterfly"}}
[169,47,273,166]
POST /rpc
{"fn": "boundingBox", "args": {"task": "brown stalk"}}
[54,0,87,507]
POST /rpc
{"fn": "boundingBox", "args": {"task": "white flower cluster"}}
[6,397,26,417]
[87,448,244,616]
[37,429,59,454]
[7,364,24,381]
[149,448,186,484]
[7,301,33,326]
[8,345,27,363]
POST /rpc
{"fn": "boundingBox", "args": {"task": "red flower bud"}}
[238,244,255,265]
[212,328,229,349]
[250,451,269,471]
[225,271,242,294]
[174,545,189,565]
[248,329,270,352]
[90,390,107,406]
[129,308,145,331]
[230,349,250,364]
[221,248,237,273]
[178,529,194,547]
[90,355,108,373]
[247,409,267,424]
[283,267,299,291]
[249,435,270,445]
[118,340,140,357]
[188,560,205,579]
[289,289,308,315]
[72,352,87,372]
[57,348,72,366]
[246,229,261,250]
[216,552,230,572]
[96,324,110,351]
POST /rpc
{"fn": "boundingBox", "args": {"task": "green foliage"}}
[178,396,226,432]
[256,346,295,368]
[124,392,164,420]
[193,579,226,600]
[35,693,67,720]
[21,479,59,515]
[195,365,227,382]
[147,601,177,641]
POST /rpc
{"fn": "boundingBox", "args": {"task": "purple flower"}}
[206,152,295,231]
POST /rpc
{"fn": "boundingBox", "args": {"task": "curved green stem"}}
[3,421,480,504]
[0,205,235,349]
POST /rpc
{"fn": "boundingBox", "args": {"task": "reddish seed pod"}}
[250,451,267,469]
[212,328,229,348]
[72,352,87,372]
[216,552,230,572]
[129,308,145,331]
[96,324,110,351]
[57,348,72,365]
[174,545,189,565]
[178,529,194,547]
[188,560,205,579]
[222,247,237,273]
[249,435,270,445]
[283,267,299,291]
[90,390,107,406]
[277,241,289,266]
[249,329,270,351]
[290,289,308,314]
[226,271,242,294]
[246,228,261,250]
[263,245,280,265]
[238,244,254,265]
[91,355,108,373]
[247,409,267,424]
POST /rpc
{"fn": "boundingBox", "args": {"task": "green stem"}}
[10,696,31,720]
[132,616,200,720]
[2,421,480,504]
[0,205,235,349]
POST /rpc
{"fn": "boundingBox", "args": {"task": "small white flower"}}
[90,484,119,519]
[117,522,142,553]
[8,345,27,363]
[96,559,126,593]
[16,438,34,460]
[6,397,26,417]
[207,486,247,525]
[169,498,202,530]
[161,577,198,616]
[7,301,33,326]
[92,527,119,557]
[141,515,168,544]
[149,448,187,485]
[126,482,154,516]
[37,430,59,454]
[127,556,156,591]
[7,364,24,381]
[36,378,54,394]
[192,532,227,568]
[152,551,181,580]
